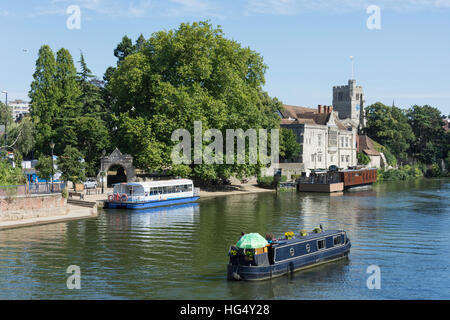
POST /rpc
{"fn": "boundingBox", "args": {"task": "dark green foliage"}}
[35,154,53,182]
[364,102,414,160]
[57,145,86,184]
[0,160,26,185]
[357,152,371,165]
[109,21,281,181]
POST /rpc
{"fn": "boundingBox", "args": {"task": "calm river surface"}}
[0,179,449,299]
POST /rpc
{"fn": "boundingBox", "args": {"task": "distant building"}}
[279,104,357,175]
[357,135,384,168]
[332,79,365,130]
[443,119,449,132]
[8,99,30,122]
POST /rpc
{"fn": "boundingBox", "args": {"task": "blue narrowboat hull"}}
[104,196,200,210]
[227,236,351,281]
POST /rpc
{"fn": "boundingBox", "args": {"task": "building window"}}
[341,155,345,162]
[346,155,350,163]
[345,137,349,147]
[330,155,334,162]
[311,154,315,162]
[338,92,343,101]
[318,154,322,162]
[341,137,345,147]
[356,93,359,100]
[318,134,322,146]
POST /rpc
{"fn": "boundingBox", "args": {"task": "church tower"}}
[332,79,365,128]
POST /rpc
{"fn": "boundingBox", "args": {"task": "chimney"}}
[318,105,323,113]
[327,105,333,113]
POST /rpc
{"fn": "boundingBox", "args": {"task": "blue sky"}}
[0,0,449,115]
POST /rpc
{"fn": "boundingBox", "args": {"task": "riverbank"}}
[0,203,98,230]
[83,183,276,206]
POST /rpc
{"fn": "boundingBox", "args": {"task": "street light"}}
[1,91,7,153]
[50,140,55,193]
[101,149,106,194]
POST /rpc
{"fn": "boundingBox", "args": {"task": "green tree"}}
[55,48,82,120]
[35,154,53,182]
[279,128,301,161]
[0,101,13,126]
[109,21,280,182]
[29,45,59,154]
[406,105,446,164]
[57,145,86,184]
[114,35,135,63]
[6,116,35,157]
[364,102,414,160]
[0,159,26,185]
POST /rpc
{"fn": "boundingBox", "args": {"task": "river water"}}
[0,179,449,299]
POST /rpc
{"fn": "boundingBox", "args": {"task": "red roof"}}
[357,135,380,156]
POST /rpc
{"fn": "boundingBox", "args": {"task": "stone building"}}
[8,99,30,122]
[332,79,365,130]
[279,104,357,175]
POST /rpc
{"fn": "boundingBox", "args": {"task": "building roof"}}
[279,104,347,130]
[357,135,380,156]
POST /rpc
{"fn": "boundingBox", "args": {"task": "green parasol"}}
[236,233,268,249]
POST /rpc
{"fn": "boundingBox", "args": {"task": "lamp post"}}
[50,140,55,193]
[1,91,7,153]
[101,149,106,194]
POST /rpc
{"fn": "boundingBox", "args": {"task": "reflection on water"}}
[0,179,449,299]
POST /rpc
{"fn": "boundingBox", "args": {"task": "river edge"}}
[0,184,275,230]
[0,204,98,231]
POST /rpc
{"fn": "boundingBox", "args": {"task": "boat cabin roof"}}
[113,179,194,188]
[273,229,344,246]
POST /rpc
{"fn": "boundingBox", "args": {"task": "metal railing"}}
[0,182,66,197]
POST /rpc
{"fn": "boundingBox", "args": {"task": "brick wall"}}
[0,194,67,222]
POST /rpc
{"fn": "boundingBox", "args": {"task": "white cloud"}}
[161,0,224,18]
[31,0,154,18]
[0,9,11,16]
[245,0,450,15]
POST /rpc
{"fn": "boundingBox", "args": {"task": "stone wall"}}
[261,163,306,181]
[0,194,67,222]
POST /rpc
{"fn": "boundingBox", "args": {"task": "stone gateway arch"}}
[98,148,136,184]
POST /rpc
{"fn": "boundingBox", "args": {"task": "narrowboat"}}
[296,167,377,193]
[227,228,351,281]
[104,179,200,210]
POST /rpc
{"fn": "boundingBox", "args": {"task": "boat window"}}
[317,239,325,250]
[333,236,342,246]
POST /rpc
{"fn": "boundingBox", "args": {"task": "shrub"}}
[357,152,371,165]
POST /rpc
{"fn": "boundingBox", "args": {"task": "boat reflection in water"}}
[105,203,200,230]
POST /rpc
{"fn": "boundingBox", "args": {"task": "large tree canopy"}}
[109,21,282,181]
[364,102,414,160]
[406,105,447,164]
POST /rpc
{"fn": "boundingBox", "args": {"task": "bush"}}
[377,164,424,181]
[257,176,274,188]
[357,152,371,165]
[425,164,442,177]
[61,188,68,199]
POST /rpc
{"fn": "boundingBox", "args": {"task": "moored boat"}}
[227,227,351,281]
[104,179,200,210]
